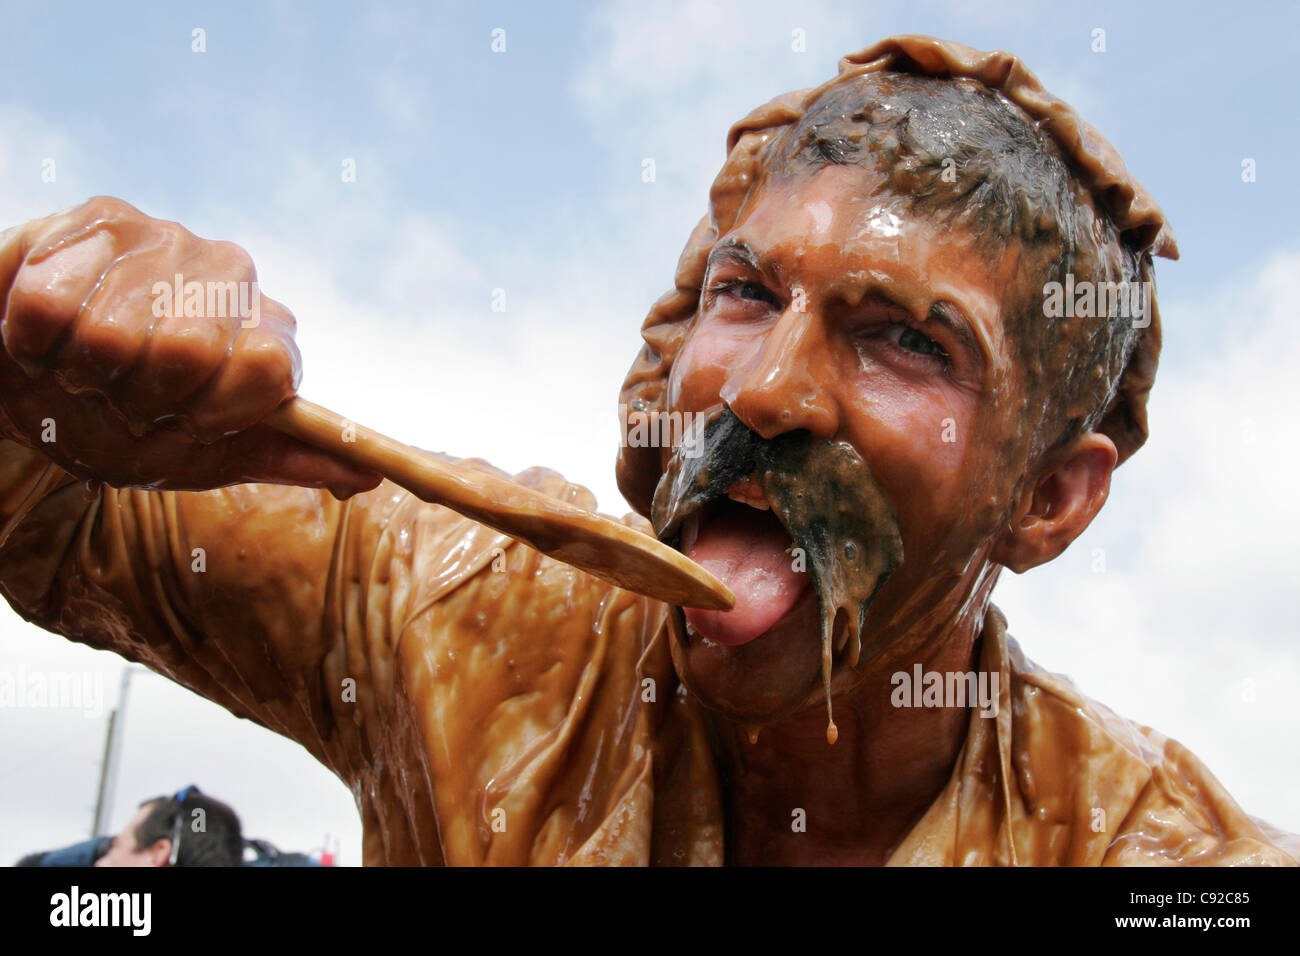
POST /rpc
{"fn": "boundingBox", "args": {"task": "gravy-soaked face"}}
[661,162,1039,725]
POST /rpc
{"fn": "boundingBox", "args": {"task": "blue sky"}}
[1,0,1297,863]
[6,2,1297,323]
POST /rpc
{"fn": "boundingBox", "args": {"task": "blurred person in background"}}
[16,785,243,867]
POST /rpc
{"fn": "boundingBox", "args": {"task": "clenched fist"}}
[0,196,380,497]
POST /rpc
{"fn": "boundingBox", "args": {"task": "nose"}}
[722,306,840,441]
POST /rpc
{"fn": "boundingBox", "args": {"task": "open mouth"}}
[678,483,811,647]
[650,408,905,742]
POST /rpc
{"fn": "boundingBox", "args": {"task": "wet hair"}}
[766,72,1145,460]
[135,790,244,866]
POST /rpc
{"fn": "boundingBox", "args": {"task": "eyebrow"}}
[706,239,768,278]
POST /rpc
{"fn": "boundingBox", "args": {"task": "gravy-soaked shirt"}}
[890,609,1299,866]
[0,441,1293,865]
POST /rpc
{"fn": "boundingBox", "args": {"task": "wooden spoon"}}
[266,397,734,611]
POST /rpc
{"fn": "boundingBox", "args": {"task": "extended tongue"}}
[682,503,809,646]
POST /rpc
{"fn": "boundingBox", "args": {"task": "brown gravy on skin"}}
[651,407,902,743]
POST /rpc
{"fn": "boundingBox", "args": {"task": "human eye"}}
[884,323,949,361]
[704,278,780,308]
[854,319,952,372]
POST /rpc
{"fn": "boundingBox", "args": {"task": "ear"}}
[148,839,173,867]
[991,432,1117,574]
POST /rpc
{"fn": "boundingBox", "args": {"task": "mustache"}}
[650,407,904,665]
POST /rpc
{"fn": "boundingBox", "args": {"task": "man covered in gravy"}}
[0,36,1294,865]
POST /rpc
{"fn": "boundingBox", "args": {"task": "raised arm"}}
[0,199,690,866]
[0,197,384,765]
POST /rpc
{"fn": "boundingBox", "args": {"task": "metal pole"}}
[90,709,116,837]
[91,667,136,837]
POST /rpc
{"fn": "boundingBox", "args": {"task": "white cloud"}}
[572,0,864,264]
[0,103,100,224]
